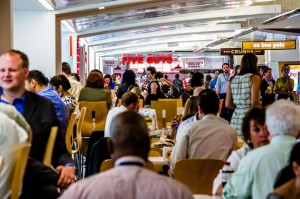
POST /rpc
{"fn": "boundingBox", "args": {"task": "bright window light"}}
[61,20,76,33]
[37,0,55,10]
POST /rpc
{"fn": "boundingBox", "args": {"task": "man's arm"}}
[215,76,221,95]
[170,130,189,173]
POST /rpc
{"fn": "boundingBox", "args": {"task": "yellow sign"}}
[242,41,296,50]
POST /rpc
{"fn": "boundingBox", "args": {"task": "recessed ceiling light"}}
[98,7,105,10]
[37,0,55,10]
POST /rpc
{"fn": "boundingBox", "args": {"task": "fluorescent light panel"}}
[61,20,76,33]
[37,0,55,10]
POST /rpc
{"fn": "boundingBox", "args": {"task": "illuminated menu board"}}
[242,41,296,50]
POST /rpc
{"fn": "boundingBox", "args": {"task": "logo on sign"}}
[122,54,173,64]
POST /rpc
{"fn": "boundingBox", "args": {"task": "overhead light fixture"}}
[61,20,76,33]
[37,0,55,10]
[98,6,105,10]
[262,7,300,25]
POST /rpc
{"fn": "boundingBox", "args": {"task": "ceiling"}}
[16,0,300,57]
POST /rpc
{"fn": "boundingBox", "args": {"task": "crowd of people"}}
[0,49,300,199]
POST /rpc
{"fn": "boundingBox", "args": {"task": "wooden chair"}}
[43,126,58,168]
[75,107,87,153]
[149,148,163,173]
[174,159,225,195]
[217,99,224,117]
[158,99,183,107]
[100,159,155,172]
[151,101,177,129]
[65,113,78,154]
[79,101,108,137]
[0,156,3,174]
[11,143,31,199]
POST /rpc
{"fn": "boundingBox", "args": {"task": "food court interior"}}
[1,0,300,198]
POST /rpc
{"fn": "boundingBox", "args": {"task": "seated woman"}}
[104,74,116,90]
[267,142,300,199]
[78,72,112,109]
[50,75,76,116]
[213,106,269,195]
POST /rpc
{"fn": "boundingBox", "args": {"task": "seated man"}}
[60,111,193,199]
[0,50,75,198]
[0,111,28,199]
[170,89,236,173]
[104,91,140,137]
[223,100,300,199]
[25,70,69,136]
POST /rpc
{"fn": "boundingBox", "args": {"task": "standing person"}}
[260,67,275,106]
[226,53,261,136]
[187,71,194,86]
[216,63,234,122]
[172,74,184,92]
[0,50,75,198]
[274,64,294,100]
[62,62,83,101]
[116,70,138,105]
[204,74,212,89]
[223,100,300,199]
[209,70,220,90]
[145,66,165,105]
[60,111,193,199]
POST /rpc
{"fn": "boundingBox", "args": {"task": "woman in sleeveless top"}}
[225,53,261,136]
[145,66,165,105]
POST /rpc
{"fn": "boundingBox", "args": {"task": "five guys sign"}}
[122,54,173,64]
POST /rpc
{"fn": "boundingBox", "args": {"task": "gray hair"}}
[266,100,300,137]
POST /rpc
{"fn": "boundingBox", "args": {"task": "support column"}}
[0,0,12,54]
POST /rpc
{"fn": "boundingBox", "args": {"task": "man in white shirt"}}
[62,62,82,101]
[171,89,236,173]
[0,111,28,199]
[60,111,193,199]
[104,91,140,137]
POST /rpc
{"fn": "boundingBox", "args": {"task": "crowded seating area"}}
[0,49,300,199]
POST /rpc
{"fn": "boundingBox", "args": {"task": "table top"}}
[148,157,169,165]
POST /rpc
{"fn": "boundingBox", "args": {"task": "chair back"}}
[65,113,77,154]
[217,99,224,117]
[76,107,86,151]
[174,159,225,195]
[100,159,155,172]
[11,143,31,199]
[158,99,183,107]
[0,156,3,174]
[43,126,58,167]
[79,101,108,137]
[151,101,177,129]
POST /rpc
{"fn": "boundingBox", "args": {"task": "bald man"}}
[60,112,193,199]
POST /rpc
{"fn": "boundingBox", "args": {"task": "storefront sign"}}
[103,60,117,67]
[220,48,265,55]
[242,41,296,50]
[122,54,173,64]
[186,59,205,69]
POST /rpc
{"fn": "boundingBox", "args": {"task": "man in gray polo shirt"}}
[216,63,233,122]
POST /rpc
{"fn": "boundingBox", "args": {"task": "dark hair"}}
[189,71,194,75]
[90,69,103,75]
[161,84,170,94]
[222,63,230,68]
[62,62,71,75]
[122,92,139,107]
[164,75,168,79]
[239,53,259,76]
[263,67,272,75]
[71,73,80,82]
[26,70,48,86]
[197,89,219,114]
[241,106,266,149]
[156,71,163,79]
[50,74,71,91]
[205,74,212,82]
[121,70,136,85]
[86,72,104,88]
[7,50,29,68]
[104,74,113,86]
[281,64,290,72]
[110,112,150,159]
[146,66,156,75]
[190,72,204,87]
[175,74,179,79]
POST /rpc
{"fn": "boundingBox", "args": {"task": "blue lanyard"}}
[117,161,145,167]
